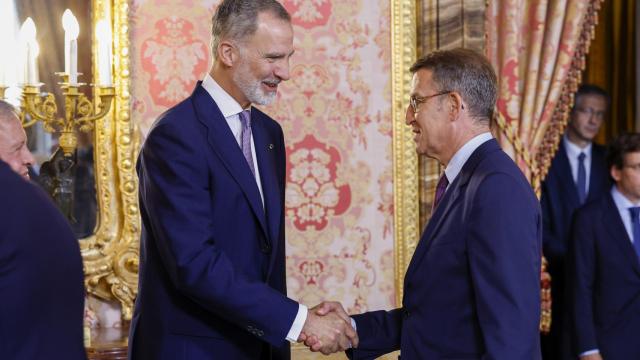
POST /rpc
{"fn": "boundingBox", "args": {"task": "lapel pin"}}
[268,144,274,150]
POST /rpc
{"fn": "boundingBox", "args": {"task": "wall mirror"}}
[1,0,139,320]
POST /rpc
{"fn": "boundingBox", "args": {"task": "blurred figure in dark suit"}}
[540,84,610,359]
[0,99,86,359]
[569,133,640,360]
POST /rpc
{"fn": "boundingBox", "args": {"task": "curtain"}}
[584,0,637,141]
[486,0,603,333]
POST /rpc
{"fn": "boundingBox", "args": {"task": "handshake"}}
[298,301,359,355]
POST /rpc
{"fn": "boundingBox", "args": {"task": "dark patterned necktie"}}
[576,152,587,204]
[238,110,256,177]
[432,173,449,212]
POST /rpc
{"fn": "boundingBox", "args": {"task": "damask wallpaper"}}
[129,0,396,352]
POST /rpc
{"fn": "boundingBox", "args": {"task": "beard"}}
[233,58,279,106]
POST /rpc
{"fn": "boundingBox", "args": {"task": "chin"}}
[251,93,277,106]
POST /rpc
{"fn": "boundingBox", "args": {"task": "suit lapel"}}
[251,109,282,253]
[404,176,464,282]
[190,83,269,239]
[404,139,500,282]
[602,195,640,277]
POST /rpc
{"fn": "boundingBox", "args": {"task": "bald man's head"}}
[0,101,35,179]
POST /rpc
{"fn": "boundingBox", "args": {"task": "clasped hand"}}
[298,301,359,355]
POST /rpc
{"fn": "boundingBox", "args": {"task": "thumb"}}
[315,302,334,316]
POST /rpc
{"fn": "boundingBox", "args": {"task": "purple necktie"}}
[238,110,255,177]
[432,173,449,212]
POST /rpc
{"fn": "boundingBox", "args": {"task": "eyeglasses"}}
[409,91,453,115]
[575,107,605,120]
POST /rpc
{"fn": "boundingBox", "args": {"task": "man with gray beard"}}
[128,1,357,359]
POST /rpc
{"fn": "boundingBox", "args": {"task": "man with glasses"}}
[540,84,610,359]
[568,133,640,360]
[303,48,542,359]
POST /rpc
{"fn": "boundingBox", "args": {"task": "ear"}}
[448,92,464,120]
[611,166,622,182]
[217,40,237,67]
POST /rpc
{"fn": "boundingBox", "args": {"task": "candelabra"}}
[19,74,114,156]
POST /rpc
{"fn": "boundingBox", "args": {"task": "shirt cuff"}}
[580,349,600,357]
[285,304,308,343]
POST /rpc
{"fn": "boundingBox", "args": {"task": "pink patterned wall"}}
[130,0,395,316]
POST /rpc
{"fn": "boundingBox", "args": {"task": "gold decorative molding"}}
[80,0,139,320]
[391,0,419,307]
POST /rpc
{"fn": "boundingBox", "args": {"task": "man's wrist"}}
[285,303,308,342]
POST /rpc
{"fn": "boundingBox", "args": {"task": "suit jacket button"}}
[260,244,271,253]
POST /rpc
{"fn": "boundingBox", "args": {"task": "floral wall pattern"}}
[130,0,395,339]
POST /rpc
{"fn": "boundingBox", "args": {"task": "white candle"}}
[62,10,79,84]
[62,9,73,74]
[96,20,112,87]
[28,41,39,85]
[0,60,5,87]
[20,18,37,85]
[69,39,77,85]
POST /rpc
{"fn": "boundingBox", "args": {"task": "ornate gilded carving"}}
[22,84,115,156]
[80,0,139,320]
[391,0,419,306]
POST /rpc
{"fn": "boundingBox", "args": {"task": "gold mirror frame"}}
[391,0,419,306]
[82,0,139,320]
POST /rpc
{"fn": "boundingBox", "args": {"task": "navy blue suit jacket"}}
[541,141,608,265]
[349,139,542,359]
[568,193,640,359]
[540,141,608,358]
[129,83,298,360]
[0,161,86,359]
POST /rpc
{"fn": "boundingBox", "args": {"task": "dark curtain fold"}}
[584,0,637,142]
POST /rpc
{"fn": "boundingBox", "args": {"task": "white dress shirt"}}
[611,185,640,244]
[443,132,494,188]
[201,74,308,343]
[564,135,593,195]
[201,74,265,207]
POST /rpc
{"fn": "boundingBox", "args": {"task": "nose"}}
[274,59,291,82]
[22,146,35,167]
[405,105,415,126]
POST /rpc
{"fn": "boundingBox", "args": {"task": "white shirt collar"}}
[611,185,640,243]
[611,185,640,210]
[444,132,493,184]
[201,73,245,118]
[563,134,592,160]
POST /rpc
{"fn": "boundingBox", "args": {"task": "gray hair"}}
[410,48,498,122]
[0,100,20,125]
[211,0,291,58]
